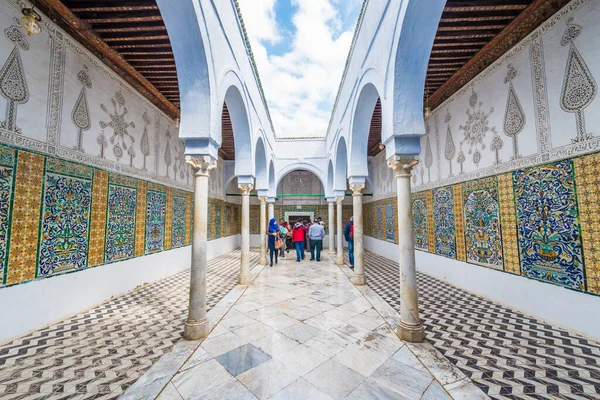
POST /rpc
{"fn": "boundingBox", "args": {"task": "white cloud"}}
[237,0,359,137]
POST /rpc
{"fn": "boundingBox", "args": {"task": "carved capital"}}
[186,156,216,177]
[388,155,419,178]
[259,196,267,205]
[350,184,365,196]
[239,183,254,196]
[336,197,344,205]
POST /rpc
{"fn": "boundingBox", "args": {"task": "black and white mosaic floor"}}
[362,251,600,400]
[0,250,259,400]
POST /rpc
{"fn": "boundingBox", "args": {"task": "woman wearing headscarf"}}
[267,218,279,267]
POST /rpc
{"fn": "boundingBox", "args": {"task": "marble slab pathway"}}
[127,253,486,399]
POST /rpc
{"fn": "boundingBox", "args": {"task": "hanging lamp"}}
[424,79,432,119]
[19,7,42,36]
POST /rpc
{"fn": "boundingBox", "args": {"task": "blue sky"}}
[237,0,363,137]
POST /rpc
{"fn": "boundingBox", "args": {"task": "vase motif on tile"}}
[105,184,137,262]
[514,160,584,290]
[463,177,504,270]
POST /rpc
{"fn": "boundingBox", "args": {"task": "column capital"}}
[186,155,217,176]
[350,183,365,196]
[258,196,267,204]
[326,197,336,204]
[238,183,254,195]
[336,197,344,204]
[388,155,419,177]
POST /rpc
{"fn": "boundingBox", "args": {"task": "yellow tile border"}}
[574,154,600,294]
[7,152,44,284]
[88,170,108,267]
[498,173,521,275]
[134,181,147,257]
[453,184,466,262]
[426,190,435,253]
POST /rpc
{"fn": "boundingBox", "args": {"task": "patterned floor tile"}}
[0,250,259,399]
[360,251,600,400]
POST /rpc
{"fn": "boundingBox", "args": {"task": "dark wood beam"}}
[429,0,571,110]
[70,6,159,12]
[83,16,163,24]
[30,0,179,119]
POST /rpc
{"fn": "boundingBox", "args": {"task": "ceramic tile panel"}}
[185,194,192,246]
[432,187,456,259]
[134,181,147,257]
[165,188,173,250]
[514,160,584,291]
[208,201,214,240]
[497,173,520,275]
[452,185,466,262]
[574,153,600,294]
[225,205,232,237]
[89,170,109,266]
[214,202,222,239]
[172,194,187,249]
[462,177,503,270]
[412,192,429,252]
[38,159,93,276]
[145,190,167,254]
[0,146,15,285]
[105,175,137,263]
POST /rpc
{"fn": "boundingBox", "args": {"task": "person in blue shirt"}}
[267,218,279,267]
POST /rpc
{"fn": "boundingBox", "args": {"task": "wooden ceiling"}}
[367,0,571,158]
[32,0,239,159]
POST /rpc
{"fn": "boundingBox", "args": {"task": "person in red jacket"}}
[292,218,308,262]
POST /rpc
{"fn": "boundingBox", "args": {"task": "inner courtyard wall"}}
[0,0,239,343]
[364,0,600,340]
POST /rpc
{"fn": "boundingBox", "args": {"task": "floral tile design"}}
[432,186,456,259]
[38,160,93,276]
[462,177,503,270]
[172,195,187,249]
[145,190,167,254]
[412,192,429,251]
[514,160,584,290]
[105,178,137,263]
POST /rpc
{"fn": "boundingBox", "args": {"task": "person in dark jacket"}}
[344,216,354,268]
[267,218,279,267]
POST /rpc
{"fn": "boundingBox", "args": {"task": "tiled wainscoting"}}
[410,152,600,296]
[0,143,240,289]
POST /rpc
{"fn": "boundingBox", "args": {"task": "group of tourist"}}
[265,215,355,268]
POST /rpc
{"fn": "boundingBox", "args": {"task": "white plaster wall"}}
[1,247,190,345]
[1,234,241,345]
[364,236,600,341]
[412,0,600,192]
[0,0,193,191]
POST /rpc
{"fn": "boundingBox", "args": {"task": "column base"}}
[183,318,209,340]
[238,273,253,285]
[397,320,425,343]
[336,256,344,265]
[352,273,366,286]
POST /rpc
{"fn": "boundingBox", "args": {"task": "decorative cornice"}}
[429,0,572,111]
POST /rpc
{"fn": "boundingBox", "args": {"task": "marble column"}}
[239,183,253,285]
[336,197,344,265]
[350,183,365,286]
[183,156,216,340]
[267,199,275,221]
[388,155,425,343]
[327,199,335,254]
[259,197,267,266]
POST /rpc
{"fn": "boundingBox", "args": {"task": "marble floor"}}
[363,251,600,400]
[125,253,484,399]
[0,250,259,400]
